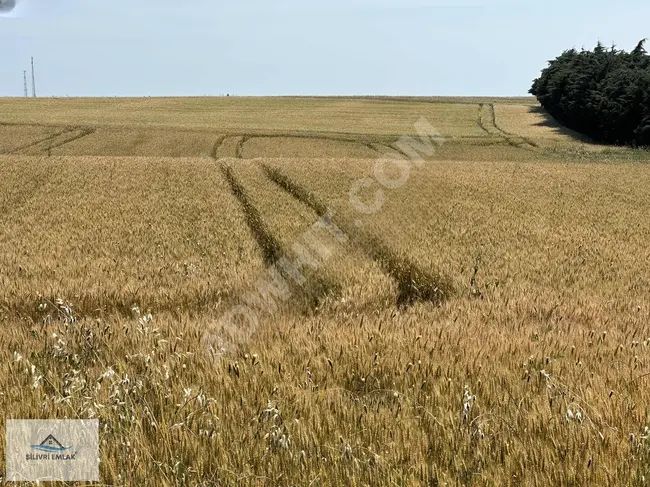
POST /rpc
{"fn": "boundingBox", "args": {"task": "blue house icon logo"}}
[31,434,71,453]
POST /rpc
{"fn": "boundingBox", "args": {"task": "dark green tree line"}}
[530,40,650,147]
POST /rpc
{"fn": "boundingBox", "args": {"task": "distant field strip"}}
[1,97,616,161]
[36,127,406,159]
[0,97,489,136]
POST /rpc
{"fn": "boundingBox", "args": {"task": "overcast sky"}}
[1,0,648,97]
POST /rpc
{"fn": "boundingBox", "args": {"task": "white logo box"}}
[6,419,99,482]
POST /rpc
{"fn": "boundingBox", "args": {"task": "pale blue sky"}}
[1,0,648,97]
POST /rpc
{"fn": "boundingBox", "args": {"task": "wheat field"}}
[1,96,650,486]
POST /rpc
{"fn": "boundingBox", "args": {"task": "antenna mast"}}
[31,57,36,98]
[23,70,28,98]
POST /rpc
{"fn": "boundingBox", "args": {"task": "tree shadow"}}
[528,105,599,145]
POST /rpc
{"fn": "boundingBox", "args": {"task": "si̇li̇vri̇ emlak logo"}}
[27,434,77,461]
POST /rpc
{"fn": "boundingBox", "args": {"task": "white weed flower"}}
[462,385,476,424]
[102,367,116,380]
[341,441,353,460]
[566,407,583,424]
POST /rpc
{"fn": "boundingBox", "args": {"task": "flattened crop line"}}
[477,103,491,135]
[369,142,412,159]
[210,135,227,159]
[247,132,362,144]
[297,133,380,153]
[219,163,341,312]
[221,164,281,264]
[214,136,243,158]
[0,121,57,127]
[481,103,539,150]
[363,234,452,307]
[235,136,251,159]
[239,132,387,157]
[262,164,328,216]
[262,164,453,306]
[8,127,75,154]
[46,127,97,152]
[521,136,539,148]
[490,103,539,148]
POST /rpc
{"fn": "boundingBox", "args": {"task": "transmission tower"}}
[31,57,36,98]
[23,70,28,97]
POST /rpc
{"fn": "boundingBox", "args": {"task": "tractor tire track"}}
[490,104,539,148]
[368,142,411,159]
[484,103,538,150]
[214,136,245,159]
[477,103,538,150]
[478,104,519,148]
[262,164,452,307]
[221,164,282,264]
[250,132,382,156]
[46,127,97,154]
[476,104,492,135]
[11,126,97,156]
[220,163,340,311]
[209,135,227,159]
[219,132,394,159]
[235,136,251,159]
[8,127,76,155]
